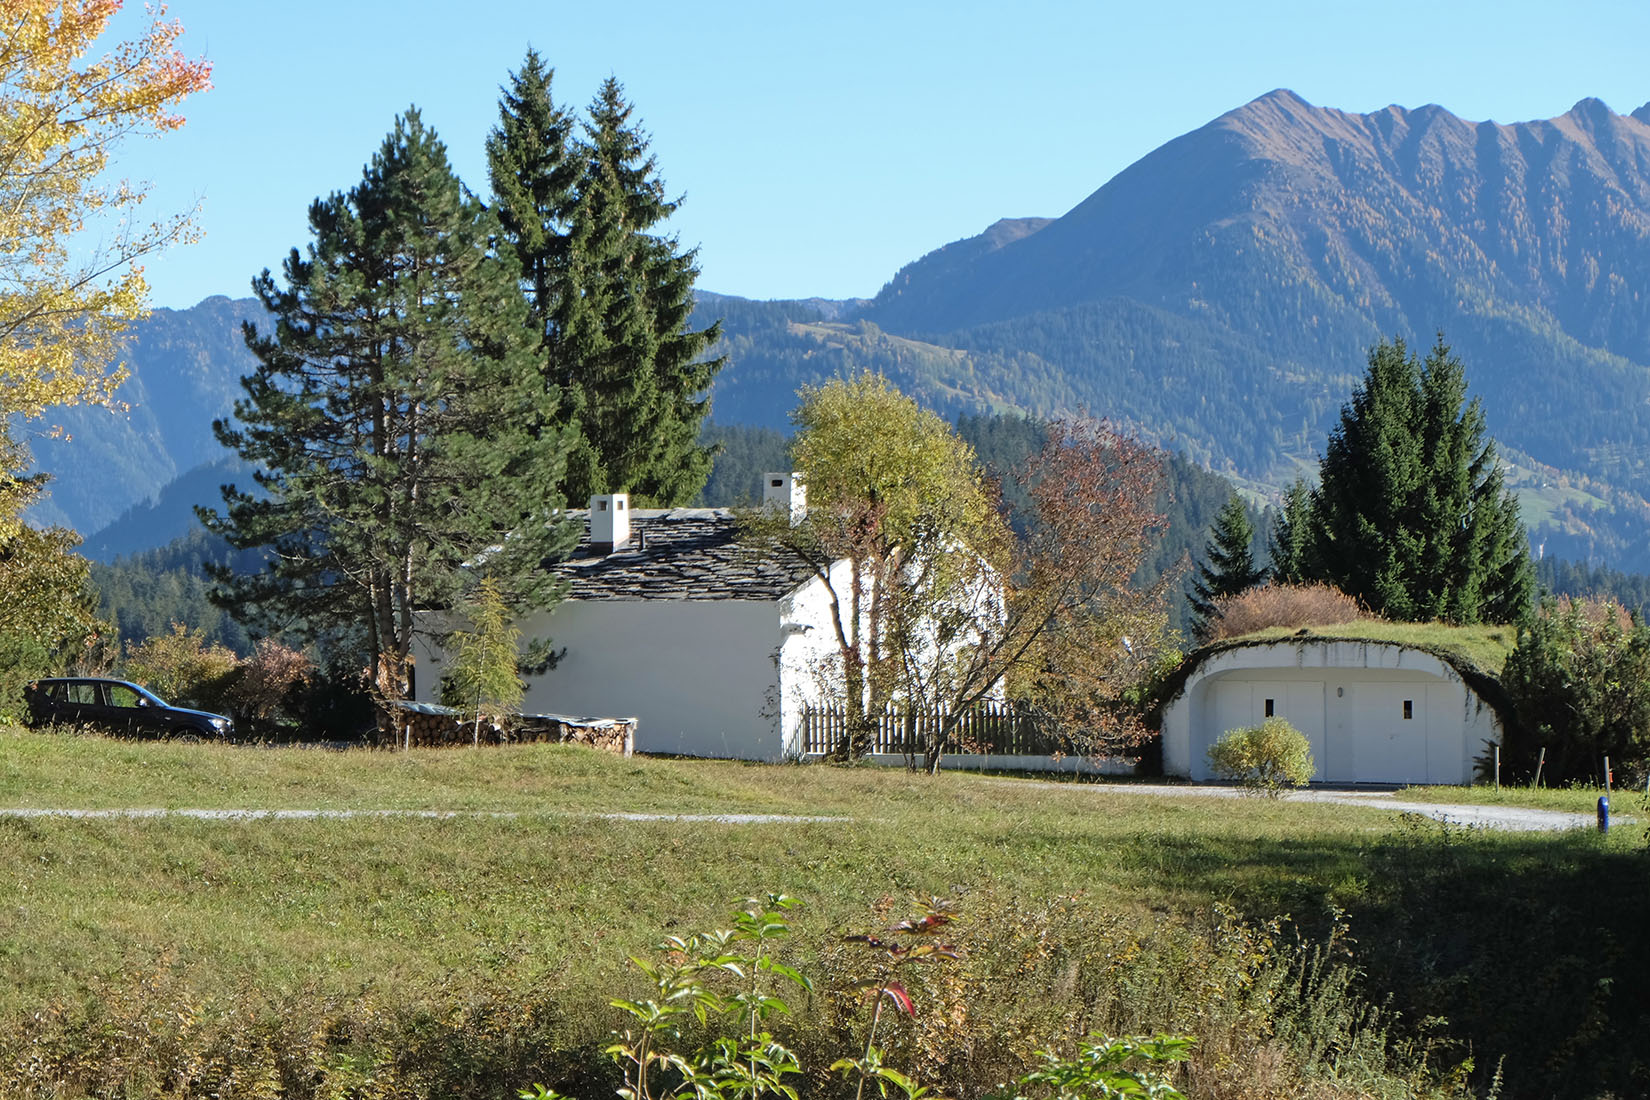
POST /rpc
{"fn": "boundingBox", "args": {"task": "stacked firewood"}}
[380,704,635,755]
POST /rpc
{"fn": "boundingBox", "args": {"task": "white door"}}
[1352,684,1428,783]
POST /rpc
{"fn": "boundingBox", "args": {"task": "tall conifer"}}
[486,50,582,433]
[1189,493,1266,639]
[1308,336,1531,623]
[491,70,722,505]
[203,111,577,708]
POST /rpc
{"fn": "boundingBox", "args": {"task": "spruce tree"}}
[1267,479,1314,585]
[1189,493,1267,638]
[1308,336,1532,623]
[547,77,723,504]
[203,110,577,708]
[485,49,582,432]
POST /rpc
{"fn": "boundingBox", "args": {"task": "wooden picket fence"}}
[800,700,1060,757]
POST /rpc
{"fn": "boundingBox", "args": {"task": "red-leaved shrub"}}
[1206,583,1365,641]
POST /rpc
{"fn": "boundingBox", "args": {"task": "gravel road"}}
[1025,780,1612,832]
[0,787,1614,832]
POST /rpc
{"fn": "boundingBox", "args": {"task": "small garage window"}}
[1264,698,1275,717]
[1403,700,1413,720]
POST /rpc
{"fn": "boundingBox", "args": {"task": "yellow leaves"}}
[0,0,210,420]
[0,0,208,536]
[791,371,1001,556]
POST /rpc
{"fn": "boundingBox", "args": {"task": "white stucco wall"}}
[1161,641,1501,785]
[415,599,788,760]
[776,567,849,757]
[772,556,1008,758]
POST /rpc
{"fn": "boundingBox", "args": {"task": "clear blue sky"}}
[111,0,1650,310]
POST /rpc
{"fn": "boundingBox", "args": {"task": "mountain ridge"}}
[28,91,1650,571]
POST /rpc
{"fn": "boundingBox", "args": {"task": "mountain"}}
[80,455,257,562]
[23,296,262,533]
[26,93,1650,572]
[706,92,1650,568]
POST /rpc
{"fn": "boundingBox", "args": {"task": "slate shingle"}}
[553,508,817,602]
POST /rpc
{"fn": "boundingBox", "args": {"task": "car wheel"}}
[171,731,202,744]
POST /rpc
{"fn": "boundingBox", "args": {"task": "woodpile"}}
[380,702,634,755]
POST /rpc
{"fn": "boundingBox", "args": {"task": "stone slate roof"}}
[553,508,818,602]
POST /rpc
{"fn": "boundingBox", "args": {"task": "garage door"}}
[1203,680,1325,780]
[1351,685,1428,783]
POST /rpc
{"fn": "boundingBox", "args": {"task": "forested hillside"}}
[31,93,1650,574]
[25,296,261,533]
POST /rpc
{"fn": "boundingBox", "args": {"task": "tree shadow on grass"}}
[1110,815,1650,1100]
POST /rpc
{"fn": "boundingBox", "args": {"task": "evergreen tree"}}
[1309,336,1532,623]
[1268,479,1314,585]
[547,77,723,504]
[1189,493,1267,638]
[202,110,577,708]
[485,49,582,436]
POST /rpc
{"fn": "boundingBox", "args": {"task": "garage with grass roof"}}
[1159,636,1511,785]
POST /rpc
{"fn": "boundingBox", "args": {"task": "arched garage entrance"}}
[1160,640,1503,785]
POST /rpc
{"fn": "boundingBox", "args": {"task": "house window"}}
[1403,700,1413,720]
[1264,698,1275,717]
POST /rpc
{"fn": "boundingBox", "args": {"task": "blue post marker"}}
[1597,796,1610,834]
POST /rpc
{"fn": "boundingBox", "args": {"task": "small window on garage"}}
[1403,700,1414,720]
[1264,698,1275,717]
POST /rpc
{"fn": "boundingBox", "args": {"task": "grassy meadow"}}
[2,728,1647,1098]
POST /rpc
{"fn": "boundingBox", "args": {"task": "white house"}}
[1159,638,1506,785]
[413,474,846,760]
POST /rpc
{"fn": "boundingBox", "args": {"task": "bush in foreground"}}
[1207,718,1315,796]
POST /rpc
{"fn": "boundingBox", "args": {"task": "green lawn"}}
[1,728,1646,1099]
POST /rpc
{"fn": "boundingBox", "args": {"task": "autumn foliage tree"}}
[750,375,1170,772]
[0,1,206,697]
[0,0,210,504]
[755,373,999,763]
[973,420,1174,767]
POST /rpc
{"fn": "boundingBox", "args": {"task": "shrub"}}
[1206,718,1315,796]
[1500,595,1650,784]
[225,639,315,738]
[1205,583,1364,641]
[123,622,240,709]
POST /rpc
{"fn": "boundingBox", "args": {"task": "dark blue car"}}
[23,677,233,741]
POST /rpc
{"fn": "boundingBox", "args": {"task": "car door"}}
[102,682,154,738]
[61,680,103,727]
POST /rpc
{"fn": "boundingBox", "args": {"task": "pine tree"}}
[549,77,723,504]
[1189,493,1266,638]
[1308,336,1532,623]
[202,110,577,709]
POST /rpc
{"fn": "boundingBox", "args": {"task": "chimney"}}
[762,472,806,525]
[589,493,630,551]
